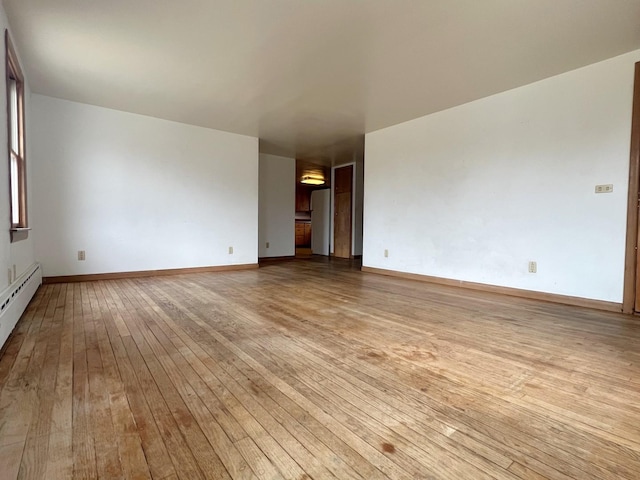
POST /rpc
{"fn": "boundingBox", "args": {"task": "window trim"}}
[5,30,27,232]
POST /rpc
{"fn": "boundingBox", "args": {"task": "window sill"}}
[10,227,30,243]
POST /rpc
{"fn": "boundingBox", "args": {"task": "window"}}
[6,30,27,231]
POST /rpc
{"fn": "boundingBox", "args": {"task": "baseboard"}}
[258,255,296,263]
[43,263,259,284]
[361,266,623,313]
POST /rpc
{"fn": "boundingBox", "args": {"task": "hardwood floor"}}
[1,258,640,479]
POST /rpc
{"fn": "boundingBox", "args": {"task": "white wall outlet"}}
[528,261,537,273]
[7,269,11,284]
[266,242,270,249]
[12,264,16,280]
[595,184,613,194]
[384,249,389,258]
[228,246,234,254]
[78,250,86,261]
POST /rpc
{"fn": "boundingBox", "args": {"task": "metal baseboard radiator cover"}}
[0,263,42,351]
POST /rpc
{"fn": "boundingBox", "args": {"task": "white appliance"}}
[311,189,330,255]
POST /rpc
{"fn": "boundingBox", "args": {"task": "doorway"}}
[295,160,330,257]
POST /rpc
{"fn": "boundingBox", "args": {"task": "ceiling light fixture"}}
[300,175,325,185]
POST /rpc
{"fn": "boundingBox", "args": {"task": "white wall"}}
[364,49,640,303]
[32,95,258,276]
[0,5,35,289]
[0,4,37,350]
[258,153,295,258]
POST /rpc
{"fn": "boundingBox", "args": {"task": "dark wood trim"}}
[5,29,28,234]
[258,255,296,263]
[362,266,623,313]
[5,31,22,79]
[623,62,640,313]
[43,263,258,284]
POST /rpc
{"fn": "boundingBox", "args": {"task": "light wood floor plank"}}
[0,284,50,460]
[123,291,245,480]
[44,284,74,479]
[71,283,97,479]
[98,280,179,480]
[17,284,64,480]
[20,284,67,479]
[142,278,374,480]
[1,258,640,479]
[227,269,640,479]
[89,282,152,480]
[126,279,326,480]
[164,276,503,479]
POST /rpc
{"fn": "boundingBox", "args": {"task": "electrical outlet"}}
[228,246,234,254]
[384,249,389,258]
[595,184,613,194]
[266,242,270,249]
[78,250,86,261]
[12,264,16,280]
[7,269,11,284]
[528,261,537,273]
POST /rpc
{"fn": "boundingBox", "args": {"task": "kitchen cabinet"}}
[295,222,311,247]
[296,188,311,212]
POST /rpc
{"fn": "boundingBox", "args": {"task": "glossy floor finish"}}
[1,258,639,479]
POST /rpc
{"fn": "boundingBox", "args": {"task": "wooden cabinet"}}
[295,223,304,246]
[296,186,312,212]
[295,222,311,247]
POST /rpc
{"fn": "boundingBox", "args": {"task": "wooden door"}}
[630,62,640,312]
[334,165,353,259]
[623,62,640,312]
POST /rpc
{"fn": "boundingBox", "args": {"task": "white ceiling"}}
[4,0,640,163]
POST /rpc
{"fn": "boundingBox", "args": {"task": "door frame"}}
[623,61,640,313]
[331,162,356,257]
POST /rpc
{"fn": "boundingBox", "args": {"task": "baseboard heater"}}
[0,262,42,351]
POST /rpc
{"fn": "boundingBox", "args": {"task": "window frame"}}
[5,29,27,233]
